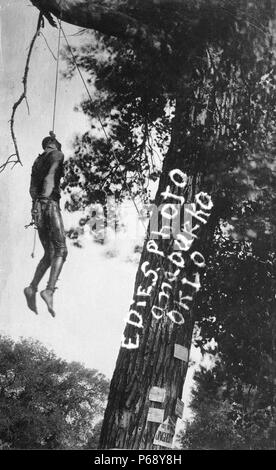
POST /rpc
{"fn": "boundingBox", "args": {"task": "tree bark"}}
[30,0,165,47]
[99,96,217,449]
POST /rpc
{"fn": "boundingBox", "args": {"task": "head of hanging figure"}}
[42,136,62,151]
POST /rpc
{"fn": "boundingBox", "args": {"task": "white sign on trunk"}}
[174,344,189,362]
[175,398,184,419]
[153,417,175,449]
[149,386,166,403]
[147,407,164,424]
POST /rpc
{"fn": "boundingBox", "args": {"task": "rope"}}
[31,229,37,259]
[27,19,62,259]
[52,20,62,133]
[25,221,37,258]
[59,24,148,233]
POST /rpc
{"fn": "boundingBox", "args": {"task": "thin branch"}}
[0,154,19,174]
[40,31,57,61]
[67,28,88,37]
[0,13,43,175]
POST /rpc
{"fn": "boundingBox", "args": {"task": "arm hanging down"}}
[29,169,39,202]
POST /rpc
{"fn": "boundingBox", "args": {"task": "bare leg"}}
[40,201,68,318]
[30,254,51,289]
[24,223,52,315]
[40,256,65,318]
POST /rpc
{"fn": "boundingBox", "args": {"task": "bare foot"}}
[24,286,38,315]
[40,289,56,318]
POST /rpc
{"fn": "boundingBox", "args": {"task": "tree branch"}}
[0,13,43,174]
[30,0,164,48]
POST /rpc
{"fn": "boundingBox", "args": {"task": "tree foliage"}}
[0,336,109,449]
[62,1,276,243]
[178,364,276,450]
[62,0,276,407]
[178,153,276,449]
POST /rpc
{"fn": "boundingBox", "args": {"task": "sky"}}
[0,0,140,378]
[0,0,202,430]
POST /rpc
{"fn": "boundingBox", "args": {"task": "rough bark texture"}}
[30,0,163,47]
[99,179,193,449]
[99,97,217,449]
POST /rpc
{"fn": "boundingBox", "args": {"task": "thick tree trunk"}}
[99,97,216,449]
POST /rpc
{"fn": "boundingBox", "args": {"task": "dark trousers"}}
[31,199,68,290]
